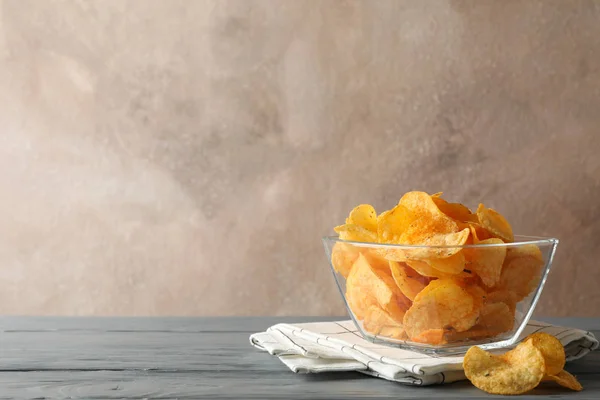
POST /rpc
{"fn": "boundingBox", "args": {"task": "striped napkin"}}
[250,320,598,386]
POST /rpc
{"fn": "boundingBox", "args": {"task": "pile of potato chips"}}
[464,332,582,394]
[331,191,545,345]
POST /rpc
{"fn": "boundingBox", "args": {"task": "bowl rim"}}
[322,234,558,249]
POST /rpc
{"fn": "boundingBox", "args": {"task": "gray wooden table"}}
[0,317,598,399]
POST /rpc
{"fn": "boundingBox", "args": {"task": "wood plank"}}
[0,369,597,399]
[0,317,597,399]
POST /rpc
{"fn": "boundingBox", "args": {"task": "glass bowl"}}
[322,235,558,355]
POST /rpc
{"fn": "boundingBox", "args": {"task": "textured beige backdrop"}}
[0,0,599,316]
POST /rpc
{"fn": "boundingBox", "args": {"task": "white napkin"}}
[250,320,598,386]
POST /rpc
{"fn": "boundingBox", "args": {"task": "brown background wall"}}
[0,0,598,316]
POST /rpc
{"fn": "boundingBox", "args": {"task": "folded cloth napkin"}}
[250,320,598,386]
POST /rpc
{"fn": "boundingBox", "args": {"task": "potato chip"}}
[486,290,518,315]
[463,341,545,395]
[543,370,582,391]
[476,302,514,333]
[395,192,469,259]
[330,242,361,278]
[407,259,474,280]
[432,196,477,223]
[377,204,414,244]
[400,227,471,260]
[403,279,480,341]
[426,250,466,274]
[363,305,406,339]
[334,224,377,243]
[412,328,446,345]
[525,332,565,376]
[445,300,514,342]
[345,253,410,321]
[468,222,493,242]
[389,261,430,301]
[363,248,393,271]
[476,203,514,243]
[346,204,378,232]
[464,238,506,287]
[499,245,544,300]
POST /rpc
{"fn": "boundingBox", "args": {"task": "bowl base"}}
[364,331,519,356]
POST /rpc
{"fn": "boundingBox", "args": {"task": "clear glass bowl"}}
[322,235,558,355]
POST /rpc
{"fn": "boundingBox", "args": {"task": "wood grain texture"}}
[0,317,597,399]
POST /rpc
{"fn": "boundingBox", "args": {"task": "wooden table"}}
[0,317,598,399]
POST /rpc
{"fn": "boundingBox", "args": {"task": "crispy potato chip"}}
[445,300,514,342]
[426,250,466,274]
[363,248,393,271]
[526,332,565,376]
[464,238,506,287]
[412,328,446,345]
[499,245,544,300]
[363,305,406,339]
[335,223,377,243]
[543,370,583,391]
[407,259,474,280]
[377,204,414,244]
[330,242,361,278]
[442,291,511,343]
[396,192,469,258]
[468,222,493,242]
[403,279,480,341]
[432,197,477,223]
[476,203,514,243]
[400,227,471,260]
[477,302,514,333]
[486,290,518,315]
[346,204,378,232]
[463,341,545,395]
[389,261,431,301]
[345,253,410,321]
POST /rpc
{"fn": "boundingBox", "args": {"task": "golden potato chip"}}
[464,238,506,287]
[400,227,471,260]
[377,204,414,244]
[444,300,514,342]
[426,250,466,274]
[432,196,477,223]
[525,332,565,376]
[476,302,514,333]
[476,203,514,243]
[543,370,583,391]
[468,222,493,242]
[363,305,406,339]
[345,253,410,321]
[389,261,430,301]
[346,204,378,232]
[407,259,474,280]
[403,279,480,341]
[334,224,377,243]
[505,243,543,263]
[499,245,544,301]
[412,328,446,345]
[330,242,361,278]
[486,290,518,314]
[463,341,545,395]
[364,249,393,271]
[376,204,416,261]
[396,192,469,258]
